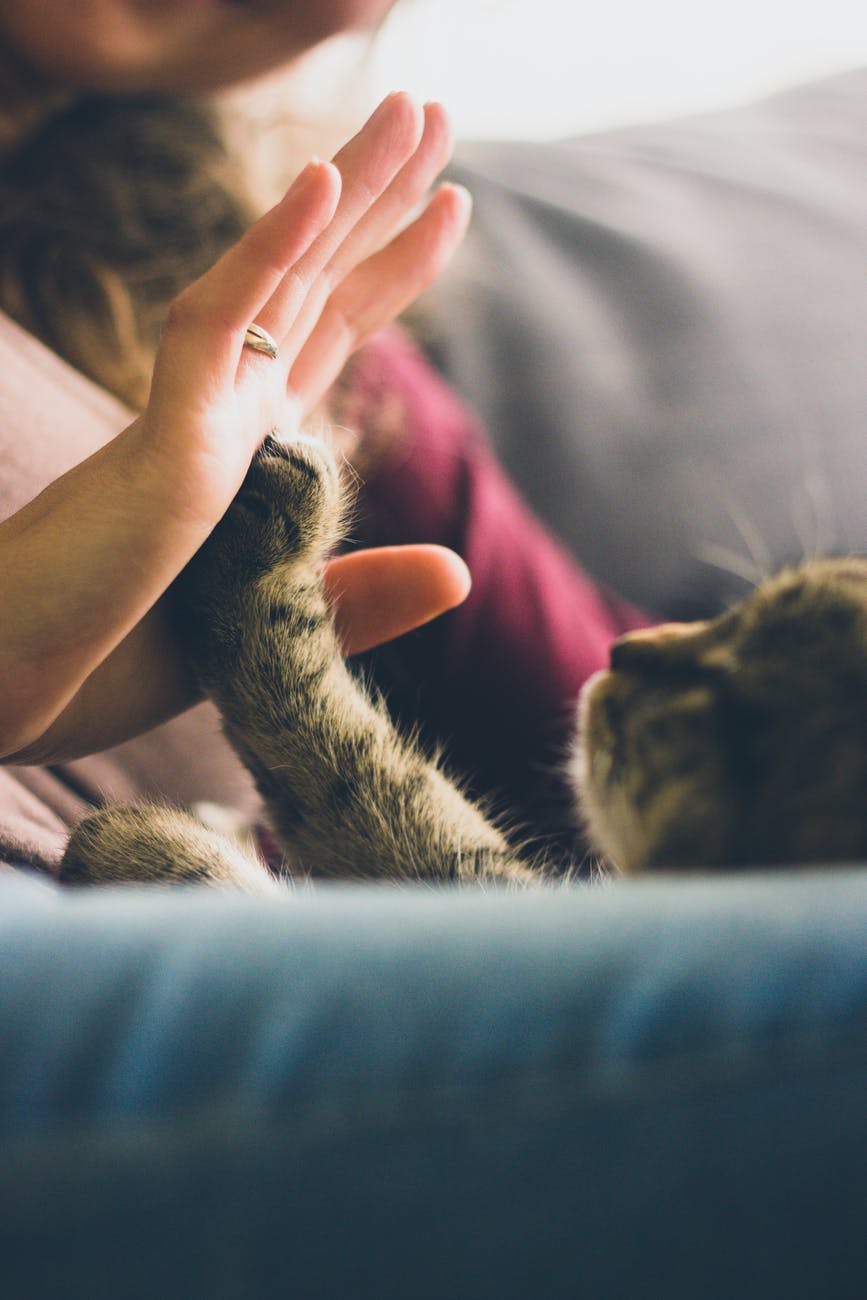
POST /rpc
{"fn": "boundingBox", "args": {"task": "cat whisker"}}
[693,543,765,588]
[793,412,839,562]
[339,455,364,495]
[717,489,773,583]
[789,464,837,564]
[690,484,774,598]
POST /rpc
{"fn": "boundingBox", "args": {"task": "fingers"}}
[151,160,341,404]
[323,545,472,656]
[328,101,454,282]
[254,92,425,351]
[150,95,457,434]
[297,92,426,273]
[288,182,472,411]
[274,101,454,358]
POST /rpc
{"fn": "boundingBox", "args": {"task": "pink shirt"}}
[346,330,649,855]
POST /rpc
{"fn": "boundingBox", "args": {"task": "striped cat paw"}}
[172,431,344,685]
[59,804,281,893]
[231,432,343,574]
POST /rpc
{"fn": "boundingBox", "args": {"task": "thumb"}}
[323,545,471,656]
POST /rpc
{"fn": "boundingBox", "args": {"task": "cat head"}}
[573,558,867,873]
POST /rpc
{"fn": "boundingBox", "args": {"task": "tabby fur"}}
[59,436,867,890]
[576,557,867,872]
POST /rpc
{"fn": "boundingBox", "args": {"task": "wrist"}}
[128,410,252,535]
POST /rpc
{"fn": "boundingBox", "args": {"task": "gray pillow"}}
[422,67,867,617]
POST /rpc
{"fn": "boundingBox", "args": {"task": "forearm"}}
[3,601,202,765]
[0,445,471,765]
[0,420,214,760]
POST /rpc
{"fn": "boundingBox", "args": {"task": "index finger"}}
[157,159,342,386]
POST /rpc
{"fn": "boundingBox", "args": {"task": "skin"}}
[0,7,474,763]
[0,1,399,94]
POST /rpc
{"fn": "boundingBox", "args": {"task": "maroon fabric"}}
[349,329,650,853]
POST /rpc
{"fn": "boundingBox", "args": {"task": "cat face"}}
[574,558,867,873]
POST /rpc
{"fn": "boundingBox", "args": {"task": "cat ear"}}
[609,620,737,675]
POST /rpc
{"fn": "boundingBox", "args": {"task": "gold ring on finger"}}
[243,322,279,360]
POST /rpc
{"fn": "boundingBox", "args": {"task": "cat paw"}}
[173,432,342,664]
[232,432,343,575]
[59,804,283,894]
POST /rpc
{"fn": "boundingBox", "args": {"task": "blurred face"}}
[0,0,396,94]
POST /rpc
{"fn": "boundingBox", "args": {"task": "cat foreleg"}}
[175,436,536,886]
[59,803,283,894]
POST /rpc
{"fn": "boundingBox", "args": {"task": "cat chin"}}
[572,671,644,874]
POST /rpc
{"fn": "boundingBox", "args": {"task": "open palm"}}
[141,93,470,527]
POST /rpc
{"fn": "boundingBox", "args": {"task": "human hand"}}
[0,94,472,762]
[139,92,471,524]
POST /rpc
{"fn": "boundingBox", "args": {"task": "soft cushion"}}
[425,67,867,616]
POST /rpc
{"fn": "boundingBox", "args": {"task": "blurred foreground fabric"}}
[1,868,865,1299]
